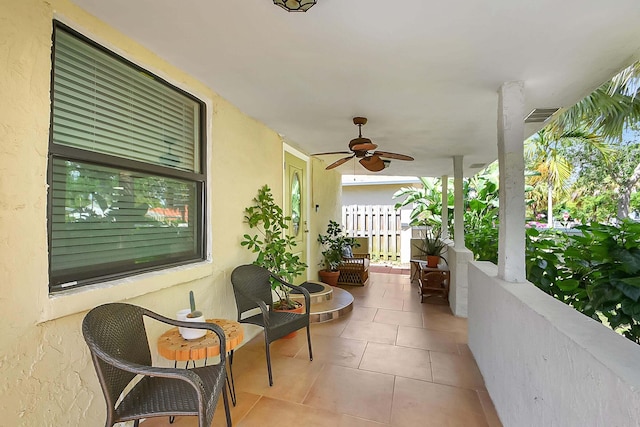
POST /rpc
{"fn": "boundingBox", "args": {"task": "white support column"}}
[453,156,464,248]
[497,81,526,282]
[441,175,449,240]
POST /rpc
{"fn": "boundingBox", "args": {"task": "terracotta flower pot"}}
[426,255,440,268]
[274,301,304,339]
[318,269,340,286]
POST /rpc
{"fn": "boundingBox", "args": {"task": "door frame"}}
[283,143,310,281]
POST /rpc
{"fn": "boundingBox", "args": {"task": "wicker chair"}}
[337,253,370,286]
[82,303,231,427]
[231,264,313,386]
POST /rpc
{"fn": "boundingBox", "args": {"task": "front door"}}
[284,151,307,284]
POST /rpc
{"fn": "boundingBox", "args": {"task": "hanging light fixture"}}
[273,0,317,12]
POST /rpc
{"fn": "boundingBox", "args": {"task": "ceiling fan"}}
[313,117,414,172]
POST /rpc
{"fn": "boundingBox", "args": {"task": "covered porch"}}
[2,0,640,426]
[143,270,499,427]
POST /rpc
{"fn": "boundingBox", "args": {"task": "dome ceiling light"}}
[273,0,317,12]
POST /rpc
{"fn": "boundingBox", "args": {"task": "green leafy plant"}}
[317,220,359,271]
[241,185,307,310]
[526,221,640,344]
[393,177,452,226]
[415,222,447,258]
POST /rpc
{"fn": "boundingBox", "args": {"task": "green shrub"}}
[526,221,640,344]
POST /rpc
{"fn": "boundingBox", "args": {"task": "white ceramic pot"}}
[176,308,207,340]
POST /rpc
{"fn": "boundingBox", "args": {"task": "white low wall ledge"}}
[468,261,640,427]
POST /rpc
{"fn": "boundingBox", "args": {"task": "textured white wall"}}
[469,262,640,427]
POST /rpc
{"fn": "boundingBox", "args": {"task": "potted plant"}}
[317,220,359,286]
[241,185,307,310]
[176,290,206,340]
[415,223,447,268]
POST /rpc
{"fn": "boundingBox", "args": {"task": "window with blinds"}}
[48,23,206,291]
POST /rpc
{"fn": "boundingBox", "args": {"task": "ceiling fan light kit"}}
[313,117,414,172]
[273,0,317,12]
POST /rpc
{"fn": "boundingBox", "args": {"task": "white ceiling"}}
[69,0,640,177]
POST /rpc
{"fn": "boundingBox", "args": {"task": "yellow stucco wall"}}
[0,0,341,424]
[309,157,344,279]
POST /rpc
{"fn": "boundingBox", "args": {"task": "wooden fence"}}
[342,205,401,261]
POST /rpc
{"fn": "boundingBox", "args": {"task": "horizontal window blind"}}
[50,159,199,286]
[52,29,199,173]
[48,24,205,290]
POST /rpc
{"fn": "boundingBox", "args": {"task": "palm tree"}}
[554,61,640,219]
[393,177,451,226]
[556,61,640,140]
[525,128,605,228]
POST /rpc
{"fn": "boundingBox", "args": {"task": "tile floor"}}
[142,271,502,427]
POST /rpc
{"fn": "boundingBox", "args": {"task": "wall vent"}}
[524,108,560,123]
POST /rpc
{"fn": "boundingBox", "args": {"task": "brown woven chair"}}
[231,264,313,386]
[82,303,231,427]
[337,253,370,286]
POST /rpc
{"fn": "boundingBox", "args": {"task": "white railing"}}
[468,261,640,427]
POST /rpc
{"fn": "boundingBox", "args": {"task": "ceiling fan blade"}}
[326,155,355,170]
[359,155,385,172]
[312,151,352,156]
[374,151,414,161]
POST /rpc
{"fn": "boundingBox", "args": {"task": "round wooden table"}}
[157,319,243,407]
[157,318,243,361]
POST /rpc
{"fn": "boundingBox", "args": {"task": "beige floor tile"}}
[391,376,488,427]
[141,415,196,426]
[228,346,269,376]
[344,306,379,322]
[420,298,453,310]
[383,287,412,299]
[342,285,385,299]
[401,293,428,312]
[233,353,323,403]
[430,351,487,391]
[340,319,398,344]
[141,390,260,427]
[311,316,351,336]
[396,325,460,354]
[374,309,424,327]
[477,390,504,427]
[339,415,390,426]
[237,396,343,427]
[295,333,367,368]
[354,295,404,311]
[337,414,391,427]
[458,343,474,357]
[423,311,468,334]
[359,342,432,382]
[304,364,395,424]
[212,391,261,427]
[239,330,309,358]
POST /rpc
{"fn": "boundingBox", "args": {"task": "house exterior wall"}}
[342,183,416,207]
[0,1,341,424]
[468,261,640,426]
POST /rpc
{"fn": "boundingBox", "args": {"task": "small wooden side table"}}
[158,319,243,407]
[417,264,450,303]
[410,258,426,282]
